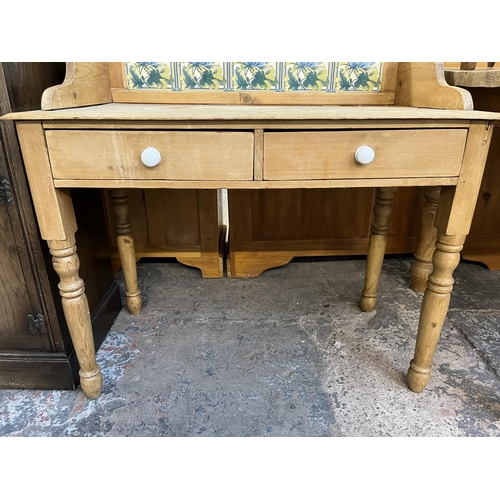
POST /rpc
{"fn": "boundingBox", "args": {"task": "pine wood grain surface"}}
[4,103,500,122]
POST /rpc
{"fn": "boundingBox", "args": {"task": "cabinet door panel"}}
[0,143,44,350]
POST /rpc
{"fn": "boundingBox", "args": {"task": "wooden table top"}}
[4,103,500,122]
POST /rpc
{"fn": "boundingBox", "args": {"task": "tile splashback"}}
[125,62,383,93]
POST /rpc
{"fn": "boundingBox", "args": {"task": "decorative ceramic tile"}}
[233,62,278,91]
[284,62,331,91]
[125,62,384,92]
[335,62,383,92]
[126,62,174,90]
[179,62,226,90]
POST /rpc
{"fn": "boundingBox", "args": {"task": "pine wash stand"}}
[3,62,500,399]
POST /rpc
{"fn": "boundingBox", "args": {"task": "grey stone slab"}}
[318,305,500,436]
[450,260,500,311]
[117,258,355,323]
[1,257,500,437]
[107,321,338,437]
[0,329,139,437]
[447,310,500,378]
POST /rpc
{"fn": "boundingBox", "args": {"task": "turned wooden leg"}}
[408,234,465,392]
[410,186,441,292]
[110,189,142,315]
[407,121,494,393]
[49,237,102,399]
[360,187,397,312]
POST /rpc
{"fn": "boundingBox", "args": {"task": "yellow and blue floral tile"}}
[125,62,383,92]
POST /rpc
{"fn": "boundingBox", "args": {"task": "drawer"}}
[263,129,468,180]
[46,130,254,180]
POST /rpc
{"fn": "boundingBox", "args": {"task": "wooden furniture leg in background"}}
[49,236,102,398]
[110,189,142,315]
[176,189,224,278]
[105,189,224,279]
[360,187,398,312]
[410,186,441,292]
[408,121,493,392]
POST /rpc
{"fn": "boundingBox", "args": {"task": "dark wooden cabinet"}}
[0,62,121,390]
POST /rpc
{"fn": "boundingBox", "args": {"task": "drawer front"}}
[46,130,254,180]
[263,129,468,180]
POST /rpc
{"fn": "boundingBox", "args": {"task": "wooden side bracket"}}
[395,62,473,110]
[41,63,112,110]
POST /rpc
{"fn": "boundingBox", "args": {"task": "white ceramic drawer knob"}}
[141,147,162,167]
[354,146,375,165]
